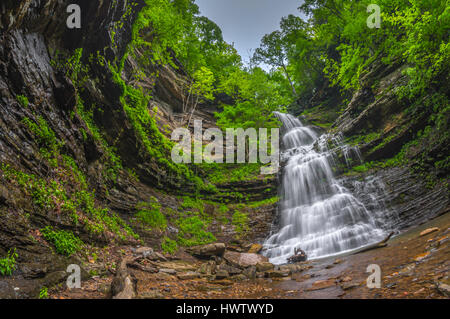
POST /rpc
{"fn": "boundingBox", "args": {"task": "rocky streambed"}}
[43,212,449,300]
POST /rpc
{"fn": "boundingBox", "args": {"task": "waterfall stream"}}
[263,112,391,264]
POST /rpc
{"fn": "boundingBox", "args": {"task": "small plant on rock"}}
[0,248,18,276]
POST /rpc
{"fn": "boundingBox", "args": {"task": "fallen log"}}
[351,232,394,255]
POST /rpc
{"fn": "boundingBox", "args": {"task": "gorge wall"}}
[299,59,449,235]
[0,0,277,298]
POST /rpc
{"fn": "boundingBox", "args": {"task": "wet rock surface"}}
[186,243,226,259]
[342,167,449,233]
[48,213,449,299]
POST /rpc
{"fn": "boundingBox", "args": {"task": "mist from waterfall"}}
[263,112,390,264]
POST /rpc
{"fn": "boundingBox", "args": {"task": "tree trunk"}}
[351,232,395,255]
[282,64,297,96]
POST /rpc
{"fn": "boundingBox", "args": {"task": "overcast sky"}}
[195,0,305,64]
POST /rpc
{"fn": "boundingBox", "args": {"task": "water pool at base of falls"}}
[263,112,394,265]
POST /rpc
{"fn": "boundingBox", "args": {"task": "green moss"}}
[352,164,370,173]
[247,196,279,208]
[105,3,213,193]
[134,198,167,230]
[180,196,204,213]
[435,156,450,171]
[207,163,261,184]
[311,120,333,129]
[110,64,207,191]
[345,131,382,147]
[17,95,29,108]
[231,210,249,236]
[51,48,88,87]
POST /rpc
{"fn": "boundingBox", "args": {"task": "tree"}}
[185,66,215,128]
[252,31,297,96]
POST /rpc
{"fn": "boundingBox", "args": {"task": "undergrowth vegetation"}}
[0,248,18,276]
[41,226,84,256]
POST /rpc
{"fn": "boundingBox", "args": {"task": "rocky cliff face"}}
[331,60,449,233]
[0,0,277,298]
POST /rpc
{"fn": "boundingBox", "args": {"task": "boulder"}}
[215,270,229,280]
[159,268,176,275]
[223,251,268,268]
[256,262,274,272]
[113,276,135,299]
[158,261,196,272]
[278,264,306,274]
[287,248,307,263]
[187,243,226,258]
[150,252,168,262]
[436,282,450,297]
[217,264,242,275]
[197,260,216,275]
[133,247,153,258]
[231,274,248,282]
[177,271,200,280]
[243,266,257,280]
[247,244,263,254]
[266,270,289,279]
[256,272,265,279]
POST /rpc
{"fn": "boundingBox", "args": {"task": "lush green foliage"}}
[161,236,178,254]
[0,248,18,276]
[22,116,61,154]
[130,0,289,139]
[0,161,137,241]
[176,215,216,247]
[250,0,449,175]
[207,164,261,184]
[175,196,216,247]
[41,226,84,256]
[253,0,449,97]
[134,198,167,230]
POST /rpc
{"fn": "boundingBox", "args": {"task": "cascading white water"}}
[263,112,388,264]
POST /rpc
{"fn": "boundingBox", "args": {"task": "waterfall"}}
[263,112,390,264]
